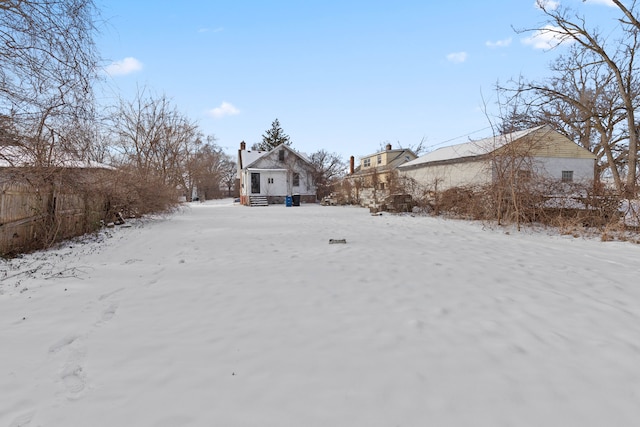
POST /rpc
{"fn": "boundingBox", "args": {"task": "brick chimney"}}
[350,156,355,174]
[386,143,392,151]
[240,141,246,150]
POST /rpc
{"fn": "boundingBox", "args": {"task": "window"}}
[561,170,573,182]
[377,154,382,165]
[293,173,300,187]
[267,178,274,184]
[279,150,285,161]
[363,158,371,167]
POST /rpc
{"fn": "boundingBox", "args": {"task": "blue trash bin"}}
[285,196,292,207]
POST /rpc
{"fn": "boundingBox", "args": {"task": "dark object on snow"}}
[329,238,347,244]
[114,212,126,225]
[321,193,346,206]
[370,194,414,214]
[386,194,413,212]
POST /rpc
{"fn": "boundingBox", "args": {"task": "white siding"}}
[401,160,491,191]
[262,170,288,196]
[532,157,594,183]
[400,157,595,192]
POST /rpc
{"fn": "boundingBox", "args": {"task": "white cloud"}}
[446,52,468,63]
[535,0,560,10]
[522,25,574,49]
[535,0,615,10]
[486,38,512,48]
[105,57,143,76]
[208,102,240,119]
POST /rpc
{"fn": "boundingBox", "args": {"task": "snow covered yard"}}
[2,200,640,427]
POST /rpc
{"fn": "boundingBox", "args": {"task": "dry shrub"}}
[95,167,180,221]
[402,176,633,239]
[435,186,490,219]
[1,165,181,257]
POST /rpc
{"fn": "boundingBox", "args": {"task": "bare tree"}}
[498,46,628,192]
[386,136,429,156]
[310,149,346,200]
[187,138,235,200]
[110,88,199,185]
[524,0,640,195]
[220,157,238,198]
[0,0,100,166]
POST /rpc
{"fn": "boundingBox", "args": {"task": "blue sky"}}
[96,0,620,160]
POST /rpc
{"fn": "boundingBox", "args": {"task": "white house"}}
[397,125,596,192]
[237,142,317,206]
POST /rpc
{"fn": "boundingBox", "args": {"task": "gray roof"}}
[240,144,313,170]
[399,126,548,168]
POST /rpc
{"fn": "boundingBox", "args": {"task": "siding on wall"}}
[264,170,288,196]
[525,130,596,159]
[360,150,417,170]
[1,175,107,256]
[402,160,491,191]
[239,147,317,199]
[398,127,596,192]
[532,157,595,182]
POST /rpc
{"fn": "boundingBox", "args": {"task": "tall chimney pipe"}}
[350,156,355,175]
[240,141,246,150]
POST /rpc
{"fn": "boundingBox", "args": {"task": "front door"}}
[251,172,260,194]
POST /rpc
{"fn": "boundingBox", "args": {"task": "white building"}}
[237,142,317,206]
[398,126,596,192]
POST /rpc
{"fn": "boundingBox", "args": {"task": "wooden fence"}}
[1,173,108,256]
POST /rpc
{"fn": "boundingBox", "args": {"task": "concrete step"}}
[249,196,268,207]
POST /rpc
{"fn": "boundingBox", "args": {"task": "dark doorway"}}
[251,173,261,194]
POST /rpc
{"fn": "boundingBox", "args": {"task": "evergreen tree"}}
[252,119,291,151]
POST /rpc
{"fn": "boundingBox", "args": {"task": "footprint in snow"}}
[98,287,124,301]
[48,335,89,399]
[95,302,118,326]
[61,362,86,396]
[9,410,36,427]
[48,334,82,354]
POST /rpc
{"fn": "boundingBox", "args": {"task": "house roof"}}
[349,147,417,177]
[398,125,592,169]
[385,149,417,167]
[239,149,269,169]
[364,147,417,159]
[239,144,313,170]
[0,145,113,169]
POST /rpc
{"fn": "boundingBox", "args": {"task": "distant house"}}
[237,142,316,206]
[397,125,596,192]
[345,143,417,205]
